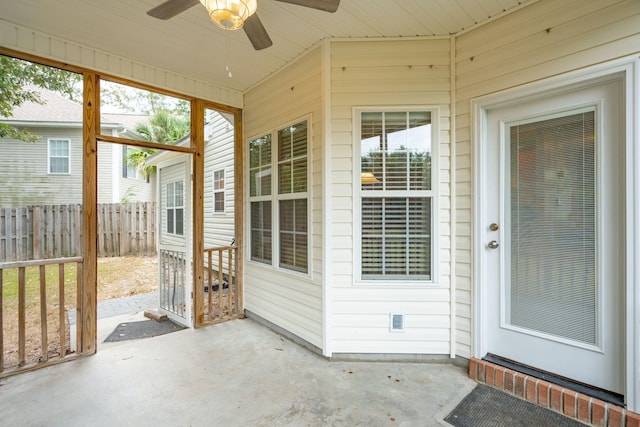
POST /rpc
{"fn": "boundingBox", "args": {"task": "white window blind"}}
[166,181,184,236]
[213,169,225,213]
[248,119,309,273]
[249,134,272,198]
[360,111,433,280]
[250,200,272,263]
[508,110,596,345]
[249,134,273,264]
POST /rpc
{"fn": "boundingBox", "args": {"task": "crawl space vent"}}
[390,313,405,332]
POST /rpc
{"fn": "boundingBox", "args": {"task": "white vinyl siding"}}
[203,110,235,249]
[453,0,640,358]
[244,47,323,349]
[329,39,451,355]
[0,127,83,207]
[47,138,70,174]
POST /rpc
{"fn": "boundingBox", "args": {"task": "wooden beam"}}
[233,109,244,315]
[218,250,223,315]
[0,269,4,372]
[192,99,205,327]
[18,267,25,366]
[39,265,48,362]
[207,251,213,320]
[80,73,98,354]
[59,264,66,357]
[96,133,195,154]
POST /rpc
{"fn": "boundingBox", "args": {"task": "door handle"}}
[488,240,499,249]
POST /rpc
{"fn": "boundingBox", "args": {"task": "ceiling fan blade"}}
[274,0,340,13]
[147,0,200,20]
[243,14,273,50]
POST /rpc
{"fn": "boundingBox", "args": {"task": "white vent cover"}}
[390,313,405,332]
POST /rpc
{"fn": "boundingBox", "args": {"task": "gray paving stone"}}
[68,292,157,325]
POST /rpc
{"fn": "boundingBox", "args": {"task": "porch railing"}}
[0,257,82,377]
[203,245,238,324]
[159,249,187,319]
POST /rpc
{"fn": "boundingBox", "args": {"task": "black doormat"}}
[104,320,186,343]
[445,385,584,427]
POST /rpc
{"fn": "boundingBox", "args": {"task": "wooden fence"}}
[0,202,155,261]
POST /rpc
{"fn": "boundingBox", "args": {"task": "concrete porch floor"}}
[0,317,475,426]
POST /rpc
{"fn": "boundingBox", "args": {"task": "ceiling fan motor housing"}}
[148,0,339,49]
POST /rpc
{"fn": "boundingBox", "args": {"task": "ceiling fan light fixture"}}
[200,0,257,30]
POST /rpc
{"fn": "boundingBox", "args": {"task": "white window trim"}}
[246,114,313,278]
[166,180,185,236]
[212,168,226,214]
[47,138,71,175]
[352,106,440,286]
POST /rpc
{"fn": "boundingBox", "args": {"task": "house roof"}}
[102,113,150,132]
[0,0,537,93]
[1,87,149,135]
[4,87,83,123]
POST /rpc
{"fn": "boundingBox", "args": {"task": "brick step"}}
[469,358,639,427]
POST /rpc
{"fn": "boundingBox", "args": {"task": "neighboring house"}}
[2,0,640,419]
[0,87,153,207]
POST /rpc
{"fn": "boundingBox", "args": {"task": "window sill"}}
[353,280,445,289]
[246,259,313,282]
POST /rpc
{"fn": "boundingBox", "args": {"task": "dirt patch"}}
[98,256,158,300]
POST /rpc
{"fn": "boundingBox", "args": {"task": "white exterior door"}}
[481,76,624,394]
[157,159,193,327]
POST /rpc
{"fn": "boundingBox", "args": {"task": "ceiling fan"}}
[147,0,340,51]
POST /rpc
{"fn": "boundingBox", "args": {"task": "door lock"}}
[488,240,499,249]
[489,223,499,231]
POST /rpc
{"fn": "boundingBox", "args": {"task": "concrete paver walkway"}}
[69,291,157,324]
[0,318,475,426]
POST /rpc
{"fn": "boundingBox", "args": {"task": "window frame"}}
[166,180,185,236]
[247,115,312,277]
[212,168,226,214]
[47,138,71,175]
[353,107,439,285]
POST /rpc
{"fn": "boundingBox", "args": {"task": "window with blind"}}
[166,180,184,236]
[359,110,434,281]
[213,169,225,213]
[48,138,70,174]
[249,119,309,273]
[508,109,596,344]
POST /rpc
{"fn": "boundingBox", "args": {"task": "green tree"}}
[0,55,81,142]
[101,81,189,117]
[135,110,190,145]
[126,110,190,178]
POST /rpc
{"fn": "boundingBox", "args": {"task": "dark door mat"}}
[445,385,584,427]
[104,320,186,343]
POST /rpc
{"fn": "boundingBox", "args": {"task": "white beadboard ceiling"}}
[0,0,535,93]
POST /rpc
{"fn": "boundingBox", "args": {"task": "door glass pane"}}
[508,110,596,345]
